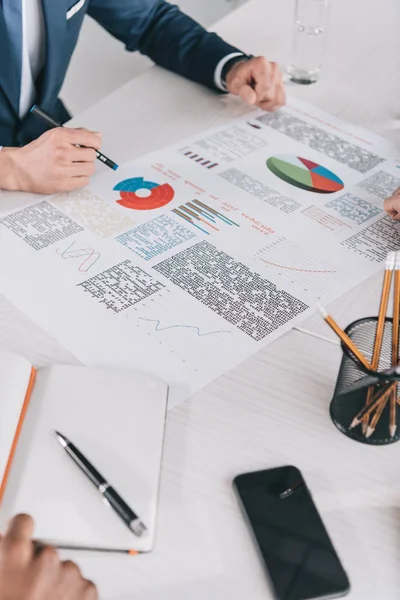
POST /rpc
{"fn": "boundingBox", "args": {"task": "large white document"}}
[1,98,399,407]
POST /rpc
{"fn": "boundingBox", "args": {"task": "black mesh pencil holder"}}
[330,317,400,445]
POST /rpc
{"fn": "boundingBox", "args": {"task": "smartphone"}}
[233,466,350,600]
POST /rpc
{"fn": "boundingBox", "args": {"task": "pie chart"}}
[113,177,175,210]
[267,155,344,193]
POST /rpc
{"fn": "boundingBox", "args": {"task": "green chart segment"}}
[267,155,344,193]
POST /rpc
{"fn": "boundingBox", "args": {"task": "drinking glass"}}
[287,0,329,85]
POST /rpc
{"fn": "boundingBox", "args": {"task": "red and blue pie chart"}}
[113,177,175,210]
[267,155,344,193]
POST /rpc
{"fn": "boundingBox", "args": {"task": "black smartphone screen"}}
[233,466,350,600]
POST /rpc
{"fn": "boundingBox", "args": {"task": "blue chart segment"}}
[115,214,195,261]
[172,199,240,235]
[138,317,231,337]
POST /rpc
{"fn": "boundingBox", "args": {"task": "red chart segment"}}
[298,157,320,170]
[114,177,175,210]
[310,172,339,193]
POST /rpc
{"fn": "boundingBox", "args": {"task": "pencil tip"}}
[390,425,397,438]
[317,303,328,318]
[365,427,374,438]
[349,418,360,429]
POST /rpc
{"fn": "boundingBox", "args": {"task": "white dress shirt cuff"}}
[214,52,244,92]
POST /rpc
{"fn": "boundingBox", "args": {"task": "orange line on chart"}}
[259,257,336,274]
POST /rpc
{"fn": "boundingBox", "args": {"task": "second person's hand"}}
[0,514,98,600]
[226,55,286,112]
[0,128,102,194]
[384,188,400,221]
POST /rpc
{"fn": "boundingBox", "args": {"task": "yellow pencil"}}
[350,383,396,429]
[366,393,391,438]
[390,252,400,437]
[318,305,372,371]
[362,252,395,433]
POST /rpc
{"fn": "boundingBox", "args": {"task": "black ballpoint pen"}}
[55,431,146,537]
[30,105,119,171]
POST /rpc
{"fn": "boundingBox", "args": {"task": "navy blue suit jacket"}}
[0,0,241,147]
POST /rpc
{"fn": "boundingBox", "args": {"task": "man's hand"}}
[225,56,286,112]
[0,514,98,600]
[384,189,400,221]
[0,128,102,194]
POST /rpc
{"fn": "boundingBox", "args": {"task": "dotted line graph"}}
[138,317,231,337]
[259,257,336,274]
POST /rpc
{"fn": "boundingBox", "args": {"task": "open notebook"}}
[0,351,168,552]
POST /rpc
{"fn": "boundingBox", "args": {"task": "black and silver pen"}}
[30,105,119,171]
[54,431,146,537]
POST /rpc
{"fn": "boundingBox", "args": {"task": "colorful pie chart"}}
[113,177,175,210]
[267,155,344,193]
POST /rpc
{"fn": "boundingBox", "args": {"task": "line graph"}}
[56,241,100,272]
[254,237,351,300]
[127,289,243,374]
[138,317,231,337]
[258,258,336,274]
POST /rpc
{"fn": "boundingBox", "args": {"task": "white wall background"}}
[61,0,248,115]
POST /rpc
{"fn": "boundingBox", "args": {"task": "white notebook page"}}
[0,365,167,552]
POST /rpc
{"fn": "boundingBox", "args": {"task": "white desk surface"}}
[1,0,400,597]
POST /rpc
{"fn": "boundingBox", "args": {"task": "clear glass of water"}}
[287,0,329,85]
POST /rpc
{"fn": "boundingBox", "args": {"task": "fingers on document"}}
[233,57,286,111]
[1,514,35,563]
[384,192,400,220]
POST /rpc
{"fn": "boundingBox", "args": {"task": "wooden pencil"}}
[366,393,391,438]
[390,389,397,436]
[361,252,395,433]
[350,383,396,429]
[318,305,372,371]
[390,252,400,437]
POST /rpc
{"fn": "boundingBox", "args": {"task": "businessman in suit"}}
[0,0,285,195]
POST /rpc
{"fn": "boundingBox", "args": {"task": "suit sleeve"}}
[87,0,243,90]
